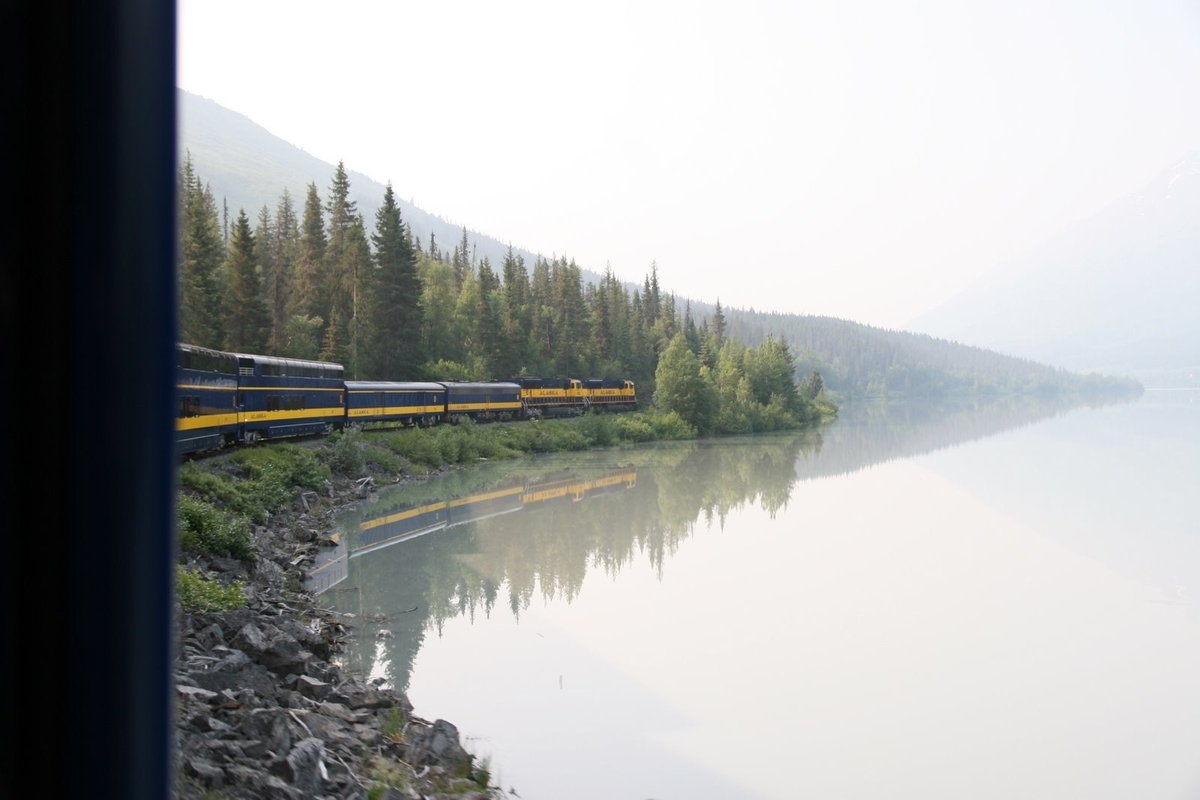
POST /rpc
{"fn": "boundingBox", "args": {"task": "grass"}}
[176,566,245,612]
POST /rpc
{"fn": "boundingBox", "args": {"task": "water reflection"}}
[315,391,1199,800]
[317,392,1145,693]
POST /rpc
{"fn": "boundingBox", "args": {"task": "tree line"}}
[176,156,833,433]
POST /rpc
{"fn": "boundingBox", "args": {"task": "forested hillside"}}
[179,90,1140,402]
[713,310,1139,398]
[179,89,597,287]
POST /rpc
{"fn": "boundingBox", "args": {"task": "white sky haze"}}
[177,0,1200,328]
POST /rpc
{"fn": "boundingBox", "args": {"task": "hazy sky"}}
[177,0,1200,329]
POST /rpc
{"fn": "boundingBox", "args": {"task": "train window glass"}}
[266,396,280,412]
[283,396,305,411]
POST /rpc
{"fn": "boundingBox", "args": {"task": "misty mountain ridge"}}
[911,151,1200,387]
[179,88,1145,398]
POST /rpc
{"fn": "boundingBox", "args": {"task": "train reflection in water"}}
[306,467,638,594]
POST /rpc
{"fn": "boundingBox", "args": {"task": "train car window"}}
[266,396,280,412]
[283,396,305,411]
[179,396,200,417]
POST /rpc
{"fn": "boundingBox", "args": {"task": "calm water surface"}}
[317,391,1200,800]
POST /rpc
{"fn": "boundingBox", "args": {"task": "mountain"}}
[910,153,1200,387]
[178,89,599,283]
[178,88,1142,399]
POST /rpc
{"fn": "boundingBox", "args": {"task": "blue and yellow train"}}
[176,343,638,455]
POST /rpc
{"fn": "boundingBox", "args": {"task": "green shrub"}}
[576,412,619,447]
[177,493,256,560]
[323,428,367,477]
[614,415,655,442]
[232,443,328,491]
[364,442,402,474]
[646,411,697,440]
[753,395,801,432]
[180,445,328,523]
[541,423,590,451]
[176,566,245,612]
[383,427,445,470]
[179,463,246,511]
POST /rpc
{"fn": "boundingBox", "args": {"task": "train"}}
[175,343,638,455]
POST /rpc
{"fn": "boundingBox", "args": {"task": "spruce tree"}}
[323,162,358,348]
[711,299,727,346]
[253,205,278,351]
[289,183,327,326]
[684,300,701,354]
[221,209,270,353]
[177,153,225,347]
[334,214,371,376]
[365,182,423,379]
[499,245,530,376]
[473,257,502,376]
[550,257,588,376]
[451,225,472,288]
[265,189,299,355]
[529,257,555,370]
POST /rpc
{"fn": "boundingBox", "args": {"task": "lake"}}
[316,390,1200,800]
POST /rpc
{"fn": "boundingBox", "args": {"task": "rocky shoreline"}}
[174,470,496,800]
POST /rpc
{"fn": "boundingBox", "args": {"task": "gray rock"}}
[408,719,470,770]
[184,756,224,787]
[231,622,269,657]
[286,737,327,796]
[296,674,332,700]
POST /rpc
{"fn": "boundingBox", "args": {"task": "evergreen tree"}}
[418,252,465,366]
[551,257,588,376]
[473,257,502,376]
[684,300,701,354]
[309,163,366,372]
[498,245,530,376]
[529,257,555,370]
[744,334,800,410]
[269,188,299,355]
[177,153,225,347]
[365,182,423,379]
[289,182,327,327]
[589,276,613,367]
[711,299,727,346]
[452,225,471,287]
[221,209,270,353]
[629,290,652,384]
[604,266,631,371]
[323,162,358,332]
[253,205,277,351]
[646,261,661,326]
[799,368,825,400]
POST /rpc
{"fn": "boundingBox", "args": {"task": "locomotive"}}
[175,343,637,455]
